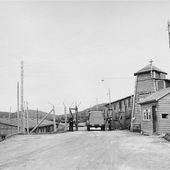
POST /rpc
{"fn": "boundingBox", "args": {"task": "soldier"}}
[69,117,73,131]
[108,118,112,131]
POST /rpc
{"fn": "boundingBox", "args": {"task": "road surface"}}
[1,128,170,170]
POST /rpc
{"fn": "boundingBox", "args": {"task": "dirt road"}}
[1,129,170,170]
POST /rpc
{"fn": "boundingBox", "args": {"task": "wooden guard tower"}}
[131,61,170,131]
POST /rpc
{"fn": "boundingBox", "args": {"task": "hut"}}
[139,87,170,135]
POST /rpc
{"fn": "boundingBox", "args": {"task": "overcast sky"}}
[0,0,170,114]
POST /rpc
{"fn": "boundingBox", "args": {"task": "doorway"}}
[152,105,157,133]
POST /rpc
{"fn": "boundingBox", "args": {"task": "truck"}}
[86,111,105,131]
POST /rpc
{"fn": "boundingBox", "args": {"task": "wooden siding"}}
[157,94,170,134]
[136,79,155,93]
[133,73,155,130]
[109,96,133,129]
[0,123,17,138]
[137,73,151,81]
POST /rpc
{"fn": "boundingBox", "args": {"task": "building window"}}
[143,109,151,120]
[162,114,168,119]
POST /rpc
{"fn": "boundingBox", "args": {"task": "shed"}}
[139,87,170,134]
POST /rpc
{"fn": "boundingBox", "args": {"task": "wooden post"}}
[21,60,25,133]
[64,105,67,131]
[131,76,137,131]
[168,20,170,50]
[37,108,39,125]
[26,102,29,134]
[53,106,57,132]
[9,107,12,134]
[75,105,78,131]
[17,82,20,133]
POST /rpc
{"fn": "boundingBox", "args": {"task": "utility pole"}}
[21,60,25,133]
[26,102,29,134]
[63,103,67,131]
[17,82,20,133]
[75,104,78,131]
[149,59,156,91]
[53,105,57,132]
[8,107,11,124]
[9,107,12,134]
[37,108,39,125]
[108,88,111,107]
[168,20,170,50]
[149,59,153,78]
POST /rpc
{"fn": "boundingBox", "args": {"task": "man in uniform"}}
[69,117,73,131]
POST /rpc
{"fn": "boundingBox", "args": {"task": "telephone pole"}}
[53,105,57,132]
[63,103,67,131]
[37,108,39,125]
[21,60,25,133]
[17,82,20,133]
[26,102,29,134]
[168,21,170,49]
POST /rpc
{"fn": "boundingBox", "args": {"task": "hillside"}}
[0,110,60,123]
[0,103,107,124]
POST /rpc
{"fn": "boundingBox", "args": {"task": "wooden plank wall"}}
[110,96,133,129]
[158,94,170,134]
[0,123,17,138]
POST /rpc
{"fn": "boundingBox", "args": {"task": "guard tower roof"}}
[134,64,167,76]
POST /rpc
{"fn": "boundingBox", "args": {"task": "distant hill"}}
[0,109,60,122]
[0,110,60,128]
[0,103,107,124]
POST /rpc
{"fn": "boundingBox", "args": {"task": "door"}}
[152,106,157,133]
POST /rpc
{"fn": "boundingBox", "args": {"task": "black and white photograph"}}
[1,0,170,169]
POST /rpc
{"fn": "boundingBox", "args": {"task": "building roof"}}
[134,64,167,76]
[105,95,133,106]
[138,87,170,104]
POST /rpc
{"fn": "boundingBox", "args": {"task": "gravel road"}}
[0,128,170,170]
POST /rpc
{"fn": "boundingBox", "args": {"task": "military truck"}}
[86,111,105,131]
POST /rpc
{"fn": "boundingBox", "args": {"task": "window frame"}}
[143,108,151,121]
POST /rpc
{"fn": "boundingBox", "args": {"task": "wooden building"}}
[0,122,17,140]
[139,87,170,135]
[132,64,170,131]
[105,95,133,130]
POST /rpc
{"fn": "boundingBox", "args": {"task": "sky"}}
[1,0,170,114]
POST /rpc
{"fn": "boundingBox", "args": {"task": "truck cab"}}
[86,111,105,131]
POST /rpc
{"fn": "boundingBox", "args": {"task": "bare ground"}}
[0,128,170,170]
